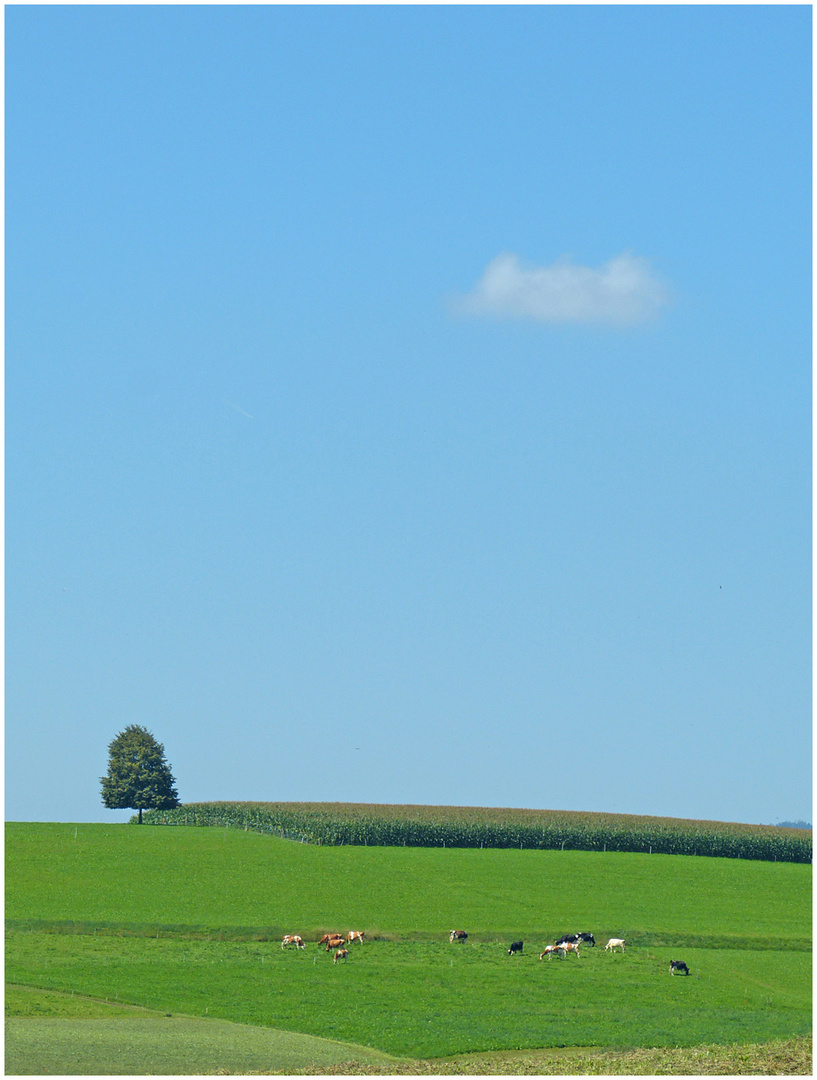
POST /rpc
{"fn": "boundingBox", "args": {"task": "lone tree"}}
[100,725,180,823]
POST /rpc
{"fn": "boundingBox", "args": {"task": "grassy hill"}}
[5,820,812,1073]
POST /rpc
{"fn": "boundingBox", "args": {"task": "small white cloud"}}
[451,251,669,326]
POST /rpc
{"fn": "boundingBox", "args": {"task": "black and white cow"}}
[556,934,580,946]
[576,933,596,946]
[508,941,523,955]
[669,960,690,976]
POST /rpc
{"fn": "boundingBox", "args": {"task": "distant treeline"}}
[139,802,812,863]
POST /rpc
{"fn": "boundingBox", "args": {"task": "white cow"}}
[605,938,626,952]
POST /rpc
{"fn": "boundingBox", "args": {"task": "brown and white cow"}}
[281,934,305,949]
[539,945,560,960]
[557,942,580,958]
[318,934,344,947]
[325,935,346,952]
[347,931,364,945]
[333,948,349,963]
[449,930,468,943]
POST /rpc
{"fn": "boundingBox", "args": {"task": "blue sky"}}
[6,5,811,826]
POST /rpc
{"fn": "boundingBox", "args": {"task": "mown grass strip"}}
[141,801,812,862]
[5,1015,397,1076]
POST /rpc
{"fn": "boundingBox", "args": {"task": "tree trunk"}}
[138,808,143,824]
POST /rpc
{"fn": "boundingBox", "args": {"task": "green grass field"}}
[5,986,397,1075]
[6,821,812,1073]
[7,987,812,1076]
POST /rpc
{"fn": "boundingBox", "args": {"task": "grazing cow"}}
[317,934,343,947]
[577,933,596,946]
[508,941,523,955]
[605,938,626,952]
[557,942,580,958]
[347,931,364,945]
[449,930,468,943]
[325,936,346,952]
[281,934,305,950]
[539,945,560,960]
[669,960,690,976]
[333,948,349,964]
[556,934,580,945]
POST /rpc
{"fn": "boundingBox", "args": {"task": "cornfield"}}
[138,801,811,863]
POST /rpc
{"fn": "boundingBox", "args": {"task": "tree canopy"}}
[100,725,180,823]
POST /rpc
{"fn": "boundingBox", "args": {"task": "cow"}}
[281,934,305,950]
[557,942,580,958]
[577,933,596,946]
[317,934,343,947]
[333,948,349,964]
[508,941,523,955]
[325,935,346,951]
[556,934,580,945]
[347,931,365,945]
[449,930,468,943]
[539,945,560,960]
[605,938,626,952]
[669,960,690,976]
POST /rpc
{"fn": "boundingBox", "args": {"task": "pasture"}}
[7,988,812,1076]
[6,821,812,1072]
[6,986,397,1075]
